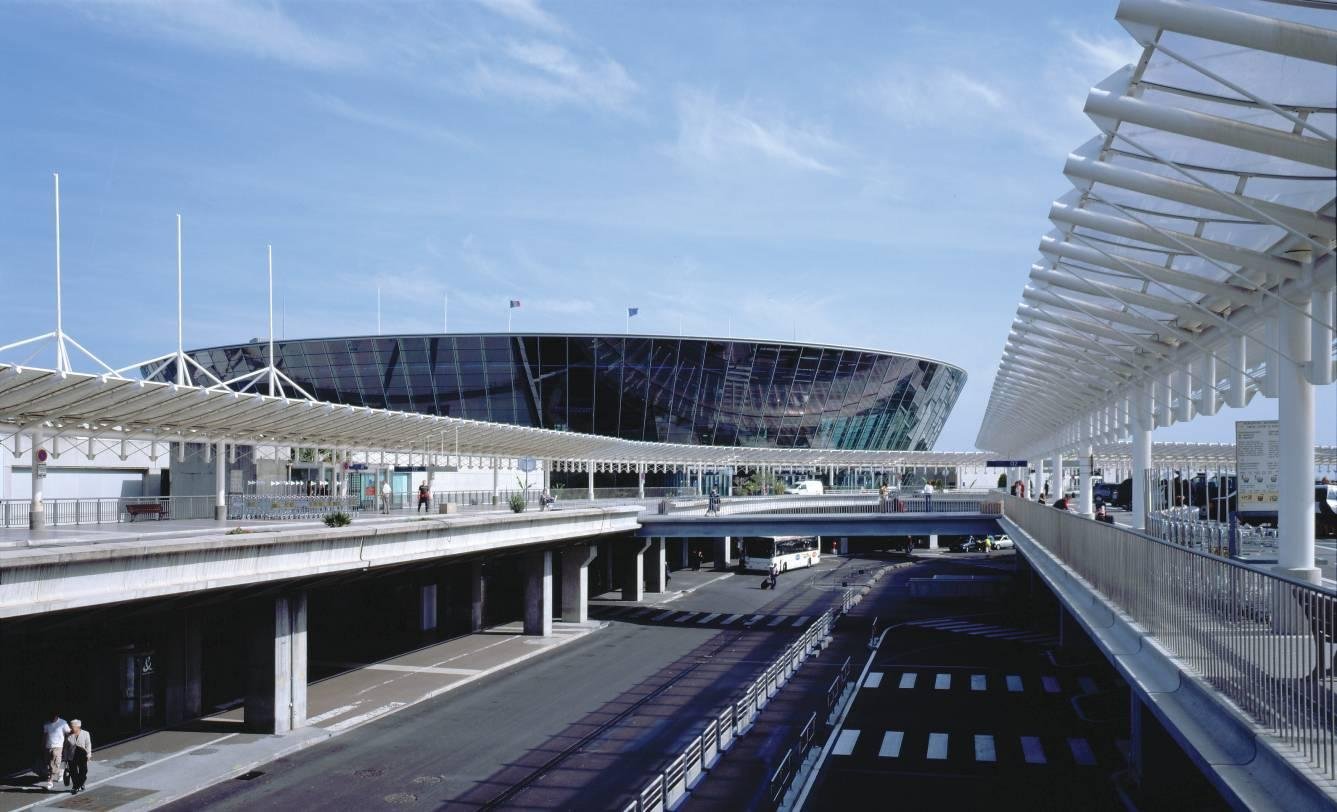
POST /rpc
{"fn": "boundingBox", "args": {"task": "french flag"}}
[509,300,521,308]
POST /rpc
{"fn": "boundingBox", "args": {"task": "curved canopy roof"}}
[978,0,1336,455]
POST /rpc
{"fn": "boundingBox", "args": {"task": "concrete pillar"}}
[602,540,614,594]
[1078,443,1093,517]
[523,550,553,636]
[1277,302,1318,583]
[469,561,485,632]
[1132,384,1153,530]
[672,539,689,569]
[491,456,499,505]
[561,544,598,622]
[245,591,307,734]
[646,538,667,593]
[163,609,203,725]
[929,534,939,550]
[214,441,227,520]
[28,429,43,530]
[638,465,645,499]
[713,536,733,570]
[624,539,652,601]
[1050,451,1063,500]
[419,583,438,633]
[838,537,849,555]
[587,463,595,501]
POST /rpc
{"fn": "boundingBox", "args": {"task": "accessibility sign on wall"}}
[1235,420,1279,513]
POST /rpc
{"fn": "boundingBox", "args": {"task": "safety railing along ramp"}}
[1000,496,1336,810]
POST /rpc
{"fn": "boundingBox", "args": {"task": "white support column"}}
[28,429,44,531]
[587,463,595,501]
[1277,302,1317,583]
[1050,450,1063,500]
[1227,334,1248,408]
[215,440,227,520]
[523,550,553,637]
[491,456,499,505]
[624,539,652,601]
[1132,383,1153,530]
[561,544,598,623]
[646,538,667,593]
[637,464,645,499]
[1197,353,1219,417]
[1312,283,1335,386]
[1078,438,1094,517]
[245,591,307,734]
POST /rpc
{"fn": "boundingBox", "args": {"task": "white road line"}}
[673,612,697,623]
[1069,737,1096,766]
[1021,736,1046,764]
[974,734,996,762]
[325,701,407,733]
[792,615,812,627]
[363,663,480,676]
[970,674,986,691]
[832,729,861,756]
[1006,675,1023,692]
[743,614,764,626]
[696,612,722,624]
[720,613,743,625]
[899,673,917,689]
[306,703,360,724]
[652,610,676,621]
[879,731,904,758]
[1078,677,1097,695]
[1042,676,1060,693]
[927,732,949,760]
[864,672,884,689]
[767,615,787,627]
[934,673,951,690]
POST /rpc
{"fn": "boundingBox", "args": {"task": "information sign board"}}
[1235,420,1279,513]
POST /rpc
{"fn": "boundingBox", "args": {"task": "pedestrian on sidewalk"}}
[769,563,779,589]
[381,480,392,514]
[417,481,431,513]
[665,561,671,584]
[40,712,69,790]
[691,549,702,571]
[62,720,91,794]
[878,482,889,511]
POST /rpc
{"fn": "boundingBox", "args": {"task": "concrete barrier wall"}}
[0,507,641,618]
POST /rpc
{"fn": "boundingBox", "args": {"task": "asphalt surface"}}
[159,556,865,811]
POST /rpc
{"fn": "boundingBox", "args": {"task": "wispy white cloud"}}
[472,0,567,36]
[671,91,844,174]
[89,0,362,70]
[1063,30,1142,76]
[468,39,638,111]
[306,92,470,146]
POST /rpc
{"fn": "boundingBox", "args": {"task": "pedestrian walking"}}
[769,563,779,589]
[707,488,721,516]
[691,549,702,571]
[62,720,91,795]
[665,561,671,584]
[417,481,431,513]
[40,712,68,790]
[380,480,392,513]
[878,482,889,511]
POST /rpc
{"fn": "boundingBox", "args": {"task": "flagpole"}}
[507,305,512,333]
[377,286,382,336]
[443,293,448,334]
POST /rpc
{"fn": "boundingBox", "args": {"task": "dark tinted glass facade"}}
[167,334,965,450]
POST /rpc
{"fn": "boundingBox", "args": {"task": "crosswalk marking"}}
[1021,736,1046,764]
[673,612,696,623]
[974,734,996,762]
[1078,676,1097,695]
[935,673,951,690]
[766,615,787,627]
[628,607,655,618]
[696,612,721,624]
[1006,675,1023,692]
[927,732,949,760]
[907,618,1060,646]
[720,613,743,625]
[743,614,764,626]
[1068,737,1096,766]
[970,674,986,691]
[1042,676,1060,693]
[899,673,917,689]
[792,615,811,627]
[832,729,860,756]
[878,731,904,758]
[864,672,883,689]
[651,610,676,621]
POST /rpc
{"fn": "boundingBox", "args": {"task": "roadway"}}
[158,555,866,810]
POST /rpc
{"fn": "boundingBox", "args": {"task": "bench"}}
[125,503,167,521]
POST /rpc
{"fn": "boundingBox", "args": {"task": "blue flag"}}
[627,307,639,317]
[509,300,521,308]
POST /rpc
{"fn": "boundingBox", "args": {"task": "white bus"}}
[741,535,821,573]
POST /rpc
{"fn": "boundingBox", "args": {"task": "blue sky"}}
[1,0,1331,451]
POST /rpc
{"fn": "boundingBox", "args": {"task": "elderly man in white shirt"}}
[40,713,69,790]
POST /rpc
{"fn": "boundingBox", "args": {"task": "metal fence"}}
[662,492,1001,517]
[1004,495,1336,783]
[624,611,833,811]
[0,495,217,528]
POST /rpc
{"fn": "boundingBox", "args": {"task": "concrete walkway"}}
[0,620,604,812]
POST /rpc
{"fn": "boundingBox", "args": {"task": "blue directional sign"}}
[985,460,1028,468]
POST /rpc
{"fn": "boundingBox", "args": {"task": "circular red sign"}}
[36,448,48,463]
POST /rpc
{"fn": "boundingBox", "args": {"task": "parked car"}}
[791,480,825,496]
[991,534,1014,550]
[956,537,983,553]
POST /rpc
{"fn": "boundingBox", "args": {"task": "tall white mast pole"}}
[377,287,382,336]
[267,244,275,396]
[443,293,448,334]
[176,213,184,385]
[53,172,67,372]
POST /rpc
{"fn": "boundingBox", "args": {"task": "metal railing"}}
[0,495,218,528]
[624,611,833,811]
[662,491,1001,517]
[1004,495,1336,783]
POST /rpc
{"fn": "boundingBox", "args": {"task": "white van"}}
[791,480,825,496]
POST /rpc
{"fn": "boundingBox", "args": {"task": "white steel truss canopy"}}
[978,0,1337,456]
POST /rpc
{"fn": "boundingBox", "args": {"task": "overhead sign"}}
[518,457,537,473]
[1235,420,1279,513]
[348,463,368,471]
[985,460,1027,468]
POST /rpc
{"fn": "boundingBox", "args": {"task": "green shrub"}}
[324,511,352,527]
[508,493,527,513]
